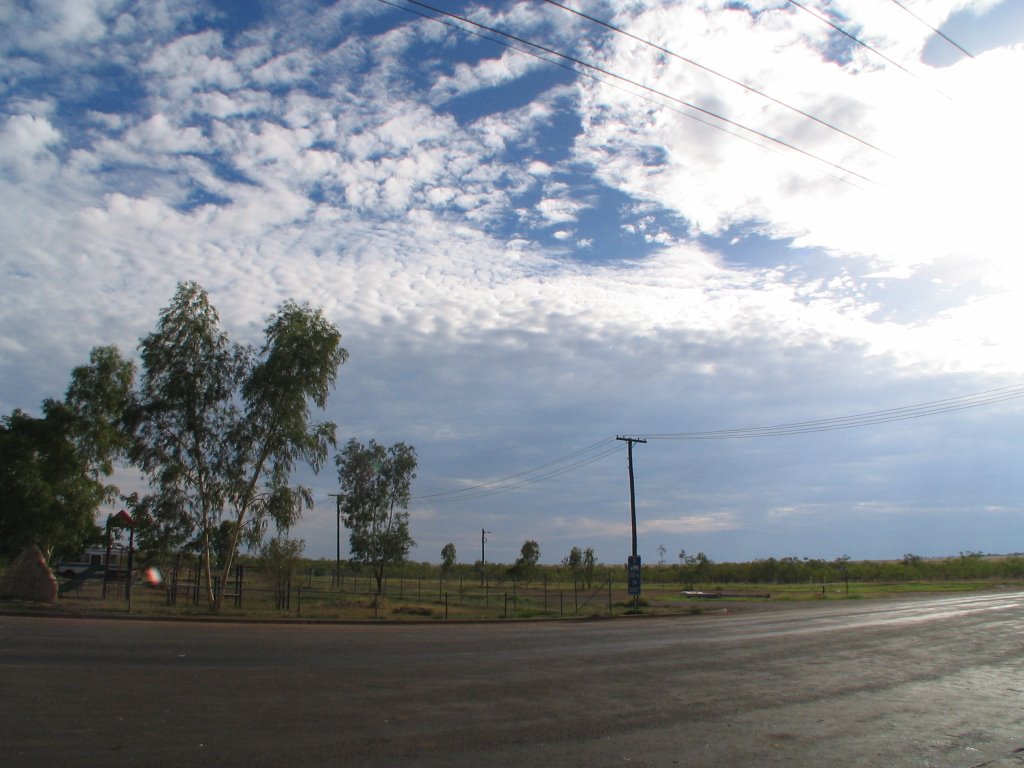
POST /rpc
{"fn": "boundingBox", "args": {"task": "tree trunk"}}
[201,529,216,610]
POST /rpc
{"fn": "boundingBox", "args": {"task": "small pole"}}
[330,493,343,588]
[126,525,134,613]
[480,528,491,587]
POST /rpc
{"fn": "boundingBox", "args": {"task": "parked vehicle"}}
[54,546,128,580]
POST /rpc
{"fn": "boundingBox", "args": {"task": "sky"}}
[2,0,1024,567]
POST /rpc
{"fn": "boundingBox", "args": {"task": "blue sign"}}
[627,555,642,596]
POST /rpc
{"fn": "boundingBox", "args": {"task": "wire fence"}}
[24,566,641,621]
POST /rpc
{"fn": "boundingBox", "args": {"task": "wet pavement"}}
[2,591,1023,767]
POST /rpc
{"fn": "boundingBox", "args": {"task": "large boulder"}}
[0,544,58,604]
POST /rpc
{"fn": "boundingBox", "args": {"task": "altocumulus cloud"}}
[2,0,1023,565]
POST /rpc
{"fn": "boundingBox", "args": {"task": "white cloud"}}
[0,114,62,178]
[430,49,542,103]
[640,512,741,534]
[4,0,1024,564]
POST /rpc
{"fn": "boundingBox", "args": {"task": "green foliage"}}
[132,282,346,609]
[640,552,1024,585]
[62,345,136,480]
[562,546,597,587]
[581,547,596,588]
[441,542,457,574]
[510,539,540,582]
[336,438,417,595]
[0,345,135,564]
[563,546,582,574]
[0,407,104,562]
[261,535,305,609]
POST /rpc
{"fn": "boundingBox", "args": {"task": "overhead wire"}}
[412,438,621,503]
[378,0,862,188]
[885,0,974,59]
[382,0,883,187]
[786,0,917,78]
[641,385,1024,440]
[541,0,893,157]
[405,385,1024,504]
[416,442,624,504]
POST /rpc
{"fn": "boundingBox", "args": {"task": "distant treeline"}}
[291,552,1024,586]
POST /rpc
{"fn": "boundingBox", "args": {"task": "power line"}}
[542,0,892,157]
[407,385,1024,504]
[787,0,916,78]
[383,0,882,187]
[640,385,1024,440]
[885,0,974,59]
[413,439,622,503]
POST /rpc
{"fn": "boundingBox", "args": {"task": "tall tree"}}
[581,547,596,588]
[0,346,135,563]
[133,282,346,609]
[512,539,540,583]
[441,542,457,575]
[260,535,305,610]
[563,546,583,581]
[62,345,136,483]
[0,407,103,562]
[336,439,417,596]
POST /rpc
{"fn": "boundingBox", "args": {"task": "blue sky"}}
[3,0,1024,566]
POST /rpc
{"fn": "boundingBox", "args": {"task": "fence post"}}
[445,592,448,621]
[297,586,302,617]
[574,579,578,615]
[608,573,612,614]
[560,591,563,616]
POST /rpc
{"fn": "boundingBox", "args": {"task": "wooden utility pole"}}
[617,436,646,610]
[480,528,491,587]
[616,436,646,557]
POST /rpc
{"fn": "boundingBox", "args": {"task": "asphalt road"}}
[2,592,1023,767]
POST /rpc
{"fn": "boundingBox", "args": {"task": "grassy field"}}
[8,572,1020,621]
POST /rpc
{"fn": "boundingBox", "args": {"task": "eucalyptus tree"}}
[512,540,540,583]
[336,439,417,597]
[441,542,457,575]
[0,346,135,563]
[0,407,104,562]
[581,547,596,588]
[133,282,346,609]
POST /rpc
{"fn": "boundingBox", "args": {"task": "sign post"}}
[627,555,642,597]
